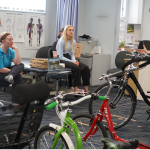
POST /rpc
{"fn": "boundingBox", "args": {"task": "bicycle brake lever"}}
[44,98,55,106]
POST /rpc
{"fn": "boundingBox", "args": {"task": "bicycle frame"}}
[52,109,82,149]
[127,71,150,106]
[83,98,150,149]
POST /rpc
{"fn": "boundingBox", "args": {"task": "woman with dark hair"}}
[0,32,24,102]
[52,28,64,51]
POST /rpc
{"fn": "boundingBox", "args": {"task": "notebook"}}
[48,57,60,71]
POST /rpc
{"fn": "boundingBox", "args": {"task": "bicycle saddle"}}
[101,138,139,149]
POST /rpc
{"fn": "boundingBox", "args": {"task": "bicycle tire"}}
[71,113,108,149]
[89,81,136,129]
[34,125,71,149]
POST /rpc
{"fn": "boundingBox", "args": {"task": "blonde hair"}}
[63,25,74,52]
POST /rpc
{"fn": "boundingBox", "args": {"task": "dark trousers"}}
[0,64,24,102]
[68,74,73,87]
[60,54,90,87]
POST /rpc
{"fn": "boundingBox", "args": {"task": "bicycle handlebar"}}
[44,94,91,109]
[121,56,150,71]
[46,101,57,110]
[91,93,106,100]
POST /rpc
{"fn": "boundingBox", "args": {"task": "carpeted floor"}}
[1,84,150,148]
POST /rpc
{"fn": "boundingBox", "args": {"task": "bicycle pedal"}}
[146,109,150,121]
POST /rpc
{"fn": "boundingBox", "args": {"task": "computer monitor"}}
[143,40,150,50]
[138,40,150,50]
[138,41,144,49]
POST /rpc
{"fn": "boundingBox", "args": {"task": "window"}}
[120,0,127,19]
[0,0,46,14]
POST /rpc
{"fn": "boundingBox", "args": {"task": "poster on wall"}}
[0,12,4,34]
[5,12,24,42]
[25,14,45,49]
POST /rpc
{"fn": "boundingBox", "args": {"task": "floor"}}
[1,84,150,148]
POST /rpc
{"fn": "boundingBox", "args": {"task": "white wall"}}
[141,0,150,40]
[78,0,85,36]
[0,0,57,58]
[78,0,121,67]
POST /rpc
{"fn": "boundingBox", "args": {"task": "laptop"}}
[48,58,70,74]
[48,57,60,72]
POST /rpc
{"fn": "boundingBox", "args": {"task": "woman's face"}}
[3,35,13,47]
[60,31,63,37]
[66,27,74,37]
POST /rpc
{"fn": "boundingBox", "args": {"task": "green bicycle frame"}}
[52,111,82,149]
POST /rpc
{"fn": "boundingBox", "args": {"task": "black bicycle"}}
[89,52,150,129]
[0,81,49,149]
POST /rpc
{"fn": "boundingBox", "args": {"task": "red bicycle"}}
[72,55,150,149]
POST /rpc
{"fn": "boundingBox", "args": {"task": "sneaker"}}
[5,75,14,84]
[74,89,85,96]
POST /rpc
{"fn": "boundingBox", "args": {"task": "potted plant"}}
[119,41,126,51]
[119,41,126,48]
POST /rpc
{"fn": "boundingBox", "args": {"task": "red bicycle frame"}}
[83,98,150,149]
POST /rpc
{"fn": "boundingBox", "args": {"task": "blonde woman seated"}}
[56,25,90,93]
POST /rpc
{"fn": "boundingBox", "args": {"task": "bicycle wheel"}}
[89,81,136,129]
[34,125,70,149]
[71,114,108,149]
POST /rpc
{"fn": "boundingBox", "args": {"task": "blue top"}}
[56,38,76,62]
[0,47,15,69]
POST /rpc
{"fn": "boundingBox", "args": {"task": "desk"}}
[21,58,71,84]
[21,58,47,84]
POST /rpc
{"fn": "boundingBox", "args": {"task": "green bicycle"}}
[34,92,108,149]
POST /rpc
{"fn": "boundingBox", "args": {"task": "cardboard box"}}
[74,43,82,59]
[30,58,48,69]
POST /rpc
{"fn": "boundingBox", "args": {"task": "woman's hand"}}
[11,44,18,51]
[136,45,147,54]
[12,43,21,65]
[73,61,79,66]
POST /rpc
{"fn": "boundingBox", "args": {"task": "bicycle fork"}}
[52,111,82,149]
[83,99,127,142]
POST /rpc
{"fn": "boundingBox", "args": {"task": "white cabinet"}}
[128,0,143,24]
[80,54,111,86]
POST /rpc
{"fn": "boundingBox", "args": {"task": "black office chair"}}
[34,46,52,82]
[107,51,132,75]
[36,46,52,58]
[48,47,53,58]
